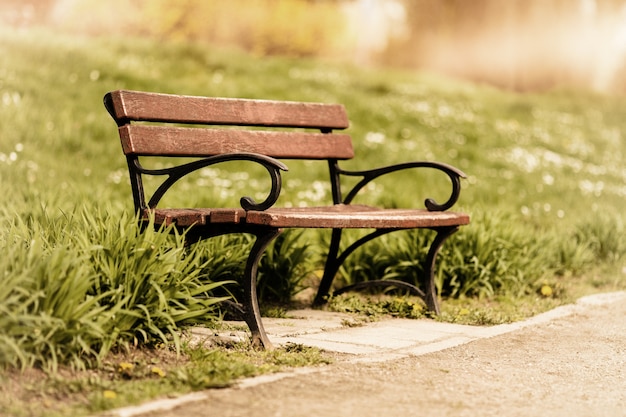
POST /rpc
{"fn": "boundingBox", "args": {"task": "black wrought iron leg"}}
[243,228,282,349]
[424,226,459,314]
[313,228,343,306]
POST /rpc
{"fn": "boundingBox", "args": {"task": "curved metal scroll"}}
[132,153,288,211]
[340,161,466,211]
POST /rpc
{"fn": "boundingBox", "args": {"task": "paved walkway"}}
[105,291,626,417]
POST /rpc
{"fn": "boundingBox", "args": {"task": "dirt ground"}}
[116,293,626,417]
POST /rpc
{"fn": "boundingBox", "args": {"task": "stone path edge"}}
[100,291,626,417]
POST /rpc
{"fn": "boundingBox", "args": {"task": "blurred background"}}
[2,0,626,94]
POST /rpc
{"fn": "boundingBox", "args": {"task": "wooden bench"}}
[104,90,470,349]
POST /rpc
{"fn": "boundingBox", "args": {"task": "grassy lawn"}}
[1,27,625,415]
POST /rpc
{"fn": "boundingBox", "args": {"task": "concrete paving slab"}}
[188,291,626,359]
[264,312,507,356]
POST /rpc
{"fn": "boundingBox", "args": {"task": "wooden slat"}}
[107,90,349,129]
[246,205,471,228]
[144,205,470,229]
[119,125,355,159]
[145,208,246,227]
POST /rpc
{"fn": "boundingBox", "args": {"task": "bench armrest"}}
[132,153,288,211]
[339,161,466,211]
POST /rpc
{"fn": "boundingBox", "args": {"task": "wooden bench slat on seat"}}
[146,205,469,229]
[247,205,470,228]
[146,208,247,226]
[120,125,355,159]
[108,90,350,129]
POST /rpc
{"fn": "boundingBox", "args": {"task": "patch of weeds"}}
[376,296,426,319]
[261,304,289,318]
[439,294,570,325]
[327,291,577,326]
[340,318,367,328]
[326,294,386,318]
[209,321,249,333]
[267,342,332,367]
[326,293,426,319]
[1,342,332,417]
[437,306,511,326]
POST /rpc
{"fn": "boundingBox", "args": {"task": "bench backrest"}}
[104,90,354,160]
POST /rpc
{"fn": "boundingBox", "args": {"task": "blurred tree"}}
[138,0,349,57]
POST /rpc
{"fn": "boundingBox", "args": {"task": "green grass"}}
[0,342,330,417]
[1,27,625,415]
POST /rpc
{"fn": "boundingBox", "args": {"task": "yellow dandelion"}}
[118,362,134,372]
[459,308,470,316]
[151,366,166,378]
[103,390,117,399]
[540,285,553,297]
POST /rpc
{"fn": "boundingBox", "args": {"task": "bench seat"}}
[148,205,469,229]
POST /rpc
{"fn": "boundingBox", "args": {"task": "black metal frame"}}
[125,153,289,348]
[123,149,465,347]
[312,159,465,312]
[127,153,287,213]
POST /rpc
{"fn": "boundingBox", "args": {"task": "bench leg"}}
[313,228,343,306]
[243,228,282,349]
[314,226,459,314]
[424,226,459,314]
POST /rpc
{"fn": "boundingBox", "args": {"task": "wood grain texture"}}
[144,205,470,229]
[120,125,354,159]
[144,208,247,226]
[246,205,470,228]
[107,90,349,129]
